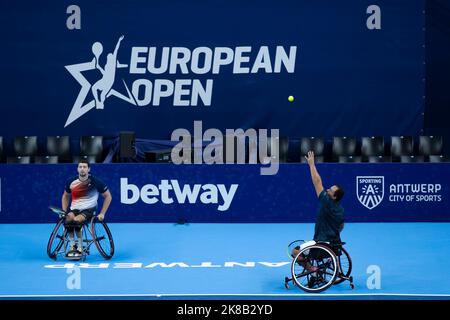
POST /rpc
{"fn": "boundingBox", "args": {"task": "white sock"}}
[77,230,83,251]
[69,232,75,248]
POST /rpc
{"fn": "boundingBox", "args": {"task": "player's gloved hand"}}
[97,213,105,221]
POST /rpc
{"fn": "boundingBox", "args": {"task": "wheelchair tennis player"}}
[61,159,112,258]
[284,151,354,292]
[292,151,345,271]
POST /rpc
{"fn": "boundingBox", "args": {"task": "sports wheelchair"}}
[284,240,354,293]
[46,206,115,261]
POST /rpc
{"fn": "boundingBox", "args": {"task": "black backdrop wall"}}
[425,0,450,155]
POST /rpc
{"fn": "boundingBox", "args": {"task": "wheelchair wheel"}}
[334,246,352,285]
[286,240,304,258]
[291,244,338,293]
[47,219,67,260]
[90,218,114,259]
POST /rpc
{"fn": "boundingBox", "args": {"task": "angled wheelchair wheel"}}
[90,218,114,259]
[286,240,304,259]
[47,219,67,260]
[291,244,338,293]
[334,246,352,285]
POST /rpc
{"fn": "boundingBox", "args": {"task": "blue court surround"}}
[0,222,449,300]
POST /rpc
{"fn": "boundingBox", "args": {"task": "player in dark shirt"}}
[292,151,345,272]
[306,151,345,242]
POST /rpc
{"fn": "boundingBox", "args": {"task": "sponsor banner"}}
[0,0,424,139]
[357,176,385,210]
[0,163,448,223]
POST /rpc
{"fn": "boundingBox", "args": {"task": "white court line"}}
[1,293,450,298]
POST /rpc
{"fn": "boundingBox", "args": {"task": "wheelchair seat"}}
[63,215,95,228]
[299,240,316,250]
[316,240,345,245]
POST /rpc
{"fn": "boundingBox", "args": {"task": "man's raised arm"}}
[305,151,324,197]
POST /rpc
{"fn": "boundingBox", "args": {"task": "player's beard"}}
[79,172,88,180]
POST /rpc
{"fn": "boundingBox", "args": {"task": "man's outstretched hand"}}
[305,151,315,166]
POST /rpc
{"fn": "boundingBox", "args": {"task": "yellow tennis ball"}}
[288,95,294,102]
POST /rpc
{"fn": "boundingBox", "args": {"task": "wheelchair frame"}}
[47,207,114,261]
[284,240,354,293]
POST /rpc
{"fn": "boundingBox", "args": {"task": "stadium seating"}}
[262,136,289,163]
[429,155,450,163]
[0,135,446,164]
[400,155,425,163]
[367,155,392,163]
[34,156,59,164]
[300,155,324,163]
[391,136,414,157]
[300,137,325,156]
[72,155,98,164]
[14,136,38,156]
[47,136,70,162]
[7,156,31,164]
[361,136,385,160]
[419,136,443,156]
[79,136,103,162]
[332,137,357,161]
[338,156,362,163]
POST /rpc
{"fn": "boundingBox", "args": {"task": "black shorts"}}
[309,244,342,260]
[68,208,96,221]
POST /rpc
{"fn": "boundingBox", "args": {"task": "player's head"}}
[77,159,90,177]
[327,185,344,202]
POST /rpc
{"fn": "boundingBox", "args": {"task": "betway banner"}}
[0,163,448,223]
[0,0,424,138]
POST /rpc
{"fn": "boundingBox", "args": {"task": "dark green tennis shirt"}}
[313,190,345,242]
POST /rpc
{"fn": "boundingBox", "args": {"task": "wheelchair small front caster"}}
[284,277,290,289]
[349,276,354,289]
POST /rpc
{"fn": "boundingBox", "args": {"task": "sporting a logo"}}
[356,176,384,210]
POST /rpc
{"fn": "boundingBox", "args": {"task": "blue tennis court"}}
[1,222,449,300]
